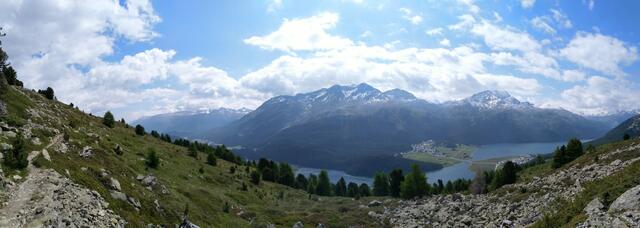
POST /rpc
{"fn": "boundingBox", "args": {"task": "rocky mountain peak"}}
[460,90,533,110]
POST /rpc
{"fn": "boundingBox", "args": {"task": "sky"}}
[1,0,639,120]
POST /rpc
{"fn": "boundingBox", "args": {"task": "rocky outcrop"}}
[579,185,640,227]
[383,143,640,227]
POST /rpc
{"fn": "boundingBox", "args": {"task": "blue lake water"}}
[295,141,566,184]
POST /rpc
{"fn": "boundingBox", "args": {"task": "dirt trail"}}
[0,134,125,227]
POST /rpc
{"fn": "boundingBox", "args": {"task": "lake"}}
[295,141,566,185]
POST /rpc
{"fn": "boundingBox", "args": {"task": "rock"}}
[81,167,88,172]
[31,137,41,145]
[3,131,16,138]
[611,159,622,166]
[154,199,161,212]
[79,146,93,158]
[316,224,325,228]
[368,200,383,207]
[609,184,640,213]
[501,219,514,227]
[141,175,157,187]
[292,221,304,228]
[584,198,604,216]
[42,149,51,161]
[127,196,141,209]
[178,217,200,228]
[110,191,128,201]
[110,178,121,191]
[12,175,22,180]
[136,174,144,181]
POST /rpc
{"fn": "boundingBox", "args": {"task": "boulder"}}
[292,221,304,228]
[609,185,640,213]
[79,146,93,158]
[368,200,383,207]
[110,178,121,191]
[584,198,604,216]
[110,191,127,201]
[141,175,157,187]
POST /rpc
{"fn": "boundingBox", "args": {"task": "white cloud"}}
[439,39,451,47]
[493,11,503,22]
[244,12,353,52]
[457,0,480,14]
[471,21,541,52]
[556,76,640,115]
[448,14,476,31]
[560,32,638,76]
[521,0,535,9]
[531,17,556,35]
[426,28,443,36]
[399,8,423,25]
[550,9,572,29]
[267,0,282,12]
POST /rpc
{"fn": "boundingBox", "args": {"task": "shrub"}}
[145,149,160,169]
[3,134,28,170]
[251,171,261,185]
[206,152,217,166]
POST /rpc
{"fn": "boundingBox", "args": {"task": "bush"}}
[206,152,217,166]
[102,111,115,128]
[250,171,261,185]
[37,87,55,100]
[3,134,28,170]
[145,149,160,169]
[624,133,631,141]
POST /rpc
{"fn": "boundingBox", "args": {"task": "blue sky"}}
[1,0,639,120]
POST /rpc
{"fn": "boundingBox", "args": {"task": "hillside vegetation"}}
[0,85,389,227]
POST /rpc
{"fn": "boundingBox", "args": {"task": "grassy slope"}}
[1,86,390,227]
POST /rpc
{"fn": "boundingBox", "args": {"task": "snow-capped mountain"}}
[209,83,611,176]
[448,90,534,110]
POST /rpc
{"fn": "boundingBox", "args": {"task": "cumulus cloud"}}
[531,17,556,35]
[457,0,480,14]
[560,32,638,76]
[556,76,640,115]
[243,12,353,52]
[426,28,443,36]
[439,39,451,47]
[471,21,541,52]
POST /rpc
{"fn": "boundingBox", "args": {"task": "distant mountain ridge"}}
[209,83,611,176]
[590,114,640,145]
[134,107,251,139]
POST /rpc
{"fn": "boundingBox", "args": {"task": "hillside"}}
[590,114,640,145]
[211,84,610,176]
[380,137,640,227]
[0,85,388,227]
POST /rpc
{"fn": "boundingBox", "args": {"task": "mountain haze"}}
[134,108,251,139]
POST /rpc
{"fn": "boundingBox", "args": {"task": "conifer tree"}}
[400,164,428,199]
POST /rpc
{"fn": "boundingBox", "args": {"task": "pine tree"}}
[102,111,115,128]
[347,182,359,197]
[335,177,347,196]
[359,183,371,197]
[623,133,631,140]
[206,152,217,166]
[250,170,261,185]
[295,174,308,190]
[277,163,295,187]
[316,170,332,196]
[389,169,404,197]
[145,149,160,169]
[188,145,198,159]
[307,174,318,194]
[400,164,428,199]
[150,130,160,138]
[502,161,518,185]
[565,138,583,161]
[373,172,390,196]
[135,124,146,136]
[551,146,567,169]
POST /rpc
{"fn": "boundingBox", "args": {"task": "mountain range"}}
[590,114,640,145]
[133,108,251,139]
[194,83,612,176]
